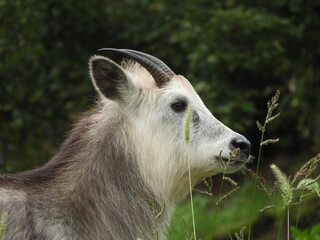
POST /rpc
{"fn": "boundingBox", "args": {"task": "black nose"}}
[230,137,251,157]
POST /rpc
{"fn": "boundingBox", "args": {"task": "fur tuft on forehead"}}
[121,60,193,92]
[121,60,158,89]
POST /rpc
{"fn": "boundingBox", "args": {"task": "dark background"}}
[1,0,319,172]
[1,0,319,238]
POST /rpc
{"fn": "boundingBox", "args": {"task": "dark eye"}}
[171,101,187,112]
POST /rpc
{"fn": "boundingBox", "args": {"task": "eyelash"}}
[171,101,187,112]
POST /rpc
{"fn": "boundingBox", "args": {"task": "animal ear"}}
[89,55,132,101]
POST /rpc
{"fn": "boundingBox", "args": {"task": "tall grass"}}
[175,90,320,240]
[247,90,280,239]
[185,105,197,240]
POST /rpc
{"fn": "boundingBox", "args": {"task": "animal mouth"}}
[218,157,245,165]
[217,155,254,168]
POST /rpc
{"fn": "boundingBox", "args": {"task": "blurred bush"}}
[1,0,319,172]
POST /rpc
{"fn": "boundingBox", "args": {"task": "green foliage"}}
[1,0,320,171]
[0,0,111,171]
[291,224,320,240]
[168,180,273,239]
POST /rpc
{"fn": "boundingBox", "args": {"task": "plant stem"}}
[247,122,266,240]
[295,204,301,228]
[217,205,233,240]
[212,162,229,232]
[248,91,281,239]
[287,208,290,240]
[220,163,235,239]
[277,208,286,240]
[188,161,197,240]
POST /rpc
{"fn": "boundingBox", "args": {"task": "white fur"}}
[106,63,247,206]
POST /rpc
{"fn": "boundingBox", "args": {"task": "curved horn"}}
[98,48,175,87]
[123,49,175,78]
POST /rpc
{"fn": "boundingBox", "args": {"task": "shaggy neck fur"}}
[0,106,171,239]
[132,123,206,206]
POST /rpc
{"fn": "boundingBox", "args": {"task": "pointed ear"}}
[89,55,132,101]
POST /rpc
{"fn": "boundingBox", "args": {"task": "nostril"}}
[230,137,251,157]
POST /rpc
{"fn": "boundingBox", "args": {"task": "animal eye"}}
[171,101,187,112]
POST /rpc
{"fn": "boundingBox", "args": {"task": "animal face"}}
[131,75,251,178]
[89,49,251,202]
[158,76,250,173]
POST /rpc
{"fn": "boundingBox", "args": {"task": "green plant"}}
[175,90,320,240]
[291,224,320,240]
[144,198,165,240]
[251,153,320,238]
[0,212,7,239]
[247,91,320,240]
[185,105,197,240]
[248,90,281,239]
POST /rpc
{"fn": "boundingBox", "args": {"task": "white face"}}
[164,77,249,171]
[127,74,251,202]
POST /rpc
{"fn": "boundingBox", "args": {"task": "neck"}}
[53,113,171,239]
[131,126,205,209]
[0,112,171,239]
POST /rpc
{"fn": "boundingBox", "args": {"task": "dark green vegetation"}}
[1,0,320,239]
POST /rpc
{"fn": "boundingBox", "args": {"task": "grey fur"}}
[0,113,160,239]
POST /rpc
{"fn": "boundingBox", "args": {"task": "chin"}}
[223,163,245,174]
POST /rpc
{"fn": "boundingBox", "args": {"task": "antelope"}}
[0,49,251,240]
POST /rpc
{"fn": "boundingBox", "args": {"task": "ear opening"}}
[89,55,132,101]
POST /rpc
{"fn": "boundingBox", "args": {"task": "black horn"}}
[98,48,175,87]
